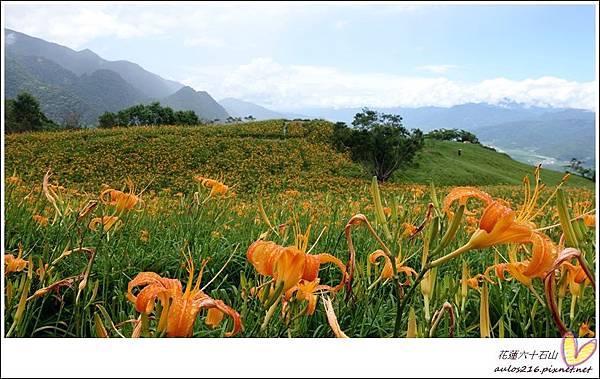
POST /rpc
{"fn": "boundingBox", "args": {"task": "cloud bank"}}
[182,58,597,111]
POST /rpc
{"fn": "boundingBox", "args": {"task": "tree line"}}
[98,102,200,128]
[5,92,270,133]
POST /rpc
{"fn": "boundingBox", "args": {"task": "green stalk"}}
[432,205,465,256]
[370,176,392,241]
[394,265,429,337]
[556,189,578,248]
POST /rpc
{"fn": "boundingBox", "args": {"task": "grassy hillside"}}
[4,120,365,194]
[397,139,593,187]
[4,120,594,195]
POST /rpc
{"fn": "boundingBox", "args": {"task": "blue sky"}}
[3,2,597,110]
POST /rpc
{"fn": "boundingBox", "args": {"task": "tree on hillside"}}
[332,108,424,182]
[98,111,118,128]
[426,128,480,144]
[226,116,242,124]
[174,110,200,125]
[566,158,595,181]
[5,92,59,133]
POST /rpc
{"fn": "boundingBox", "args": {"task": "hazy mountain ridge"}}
[163,87,229,122]
[6,28,182,98]
[476,116,596,169]
[5,54,148,124]
[4,28,229,125]
[5,56,98,124]
[219,98,286,120]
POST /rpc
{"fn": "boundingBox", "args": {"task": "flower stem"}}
[428,243,472,268]
[261,297,280,332]
[393,265,429,337]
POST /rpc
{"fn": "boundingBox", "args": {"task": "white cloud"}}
[4,4,167,48]
[3,3,437,49]
[416,65,460,74]
[181,58,597,111]
[183,36,225,48]
[3,3,306,49]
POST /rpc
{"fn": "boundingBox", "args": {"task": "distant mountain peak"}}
[176,86,197,94]
[162,87,229,121]
[219,98,285,120]
[495,97,529,109]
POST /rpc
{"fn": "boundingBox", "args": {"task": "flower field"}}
[3,121,596,338]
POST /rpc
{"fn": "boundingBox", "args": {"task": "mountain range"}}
[4,28,228,125]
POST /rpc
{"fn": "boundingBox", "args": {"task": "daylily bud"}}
[370,176,392,241]
[420,268,437,322]
[407,307,417,338]
[94,312,109,338]
[480,283,491,338]
[461,261,469,313]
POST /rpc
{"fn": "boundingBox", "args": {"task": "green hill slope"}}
[4,120,594,195]
[396,139,593,187]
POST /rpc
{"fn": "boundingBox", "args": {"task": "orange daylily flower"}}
[127,259,242,337]
[100,179,142,211]
[88,216,121,232]
[462,273,494,289]
[469,234,558,288]
[442,186,493,217]
[285,279,331,315]
[578,322,595,338]
[273,247,306,292]
[246,240,346,293]
[573,200,595,228]
[432,167,560,269]
[5,247,28,276]
[582,214,595,228]
[7,172,23,186]
[194,176,229,197]
[543,247,596,336]
[558,260,591,299]
[32,214,49,226]
[402,223,418,238]
[368,250,416,284]
[561,261,589,286]
[465,200,534,251]
[284,189,300,197]
[518,232,557,280]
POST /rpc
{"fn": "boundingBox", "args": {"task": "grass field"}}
[3,120,596,338]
